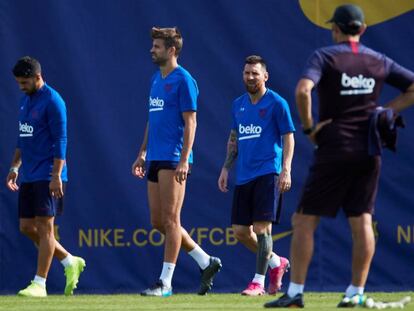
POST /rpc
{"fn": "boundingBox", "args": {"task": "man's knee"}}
[233,226,252,242]
[349,213,373,237]
[151,219,165,233]
[291,213,319,235]
[19,223,38,237]
[162,215,180,232]
[35,219,54,238]
[252,222,271,235]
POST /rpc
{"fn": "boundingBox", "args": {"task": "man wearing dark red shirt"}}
[265,4,414,308]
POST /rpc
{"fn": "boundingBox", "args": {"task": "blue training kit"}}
[231,89,295,185]
[147,66,198,163]
[17,83,68,182]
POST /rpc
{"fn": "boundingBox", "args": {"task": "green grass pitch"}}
[0,292,413,311]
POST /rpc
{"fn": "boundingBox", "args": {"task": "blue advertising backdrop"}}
[0,0,413,294]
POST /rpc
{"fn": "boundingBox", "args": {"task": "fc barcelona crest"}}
[259,108,267,119]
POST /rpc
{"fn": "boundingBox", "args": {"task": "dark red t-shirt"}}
[302,41,414,157]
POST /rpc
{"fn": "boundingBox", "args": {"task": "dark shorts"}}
[18,181,66,218]
[231,173,278,226]
[297,156,381,218]
[147,161,192,183]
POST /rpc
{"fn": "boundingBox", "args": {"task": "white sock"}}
[345,284,364,297]
[33,275,46,288]
[60,254,74,268]
[268,253,281,269]
[159,262,175,288]
[188,245,210,270]
[287,282,304,297]
[252,273,266,287]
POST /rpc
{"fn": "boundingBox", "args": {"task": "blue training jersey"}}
[232,89,295,185]
[147,66,198,163]
[17,83,68,182]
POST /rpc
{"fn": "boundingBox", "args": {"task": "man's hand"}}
[50,175,63,198]
[6,171,19,191]
[277,170,291,193]
[308,119,332,144]
[132,154,146,178]
[175,160,189,184]
[218,168,229,193]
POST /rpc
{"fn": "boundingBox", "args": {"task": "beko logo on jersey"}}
[19,122,34,137]
[340,73,375,95]
[149,97,164,112]
[238,124,262,140]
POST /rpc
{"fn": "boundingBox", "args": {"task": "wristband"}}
[302,126,315,135]
[9,167,19,174]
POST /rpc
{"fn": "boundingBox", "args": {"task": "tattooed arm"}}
[218,130,238,192]
[223,129,238,170]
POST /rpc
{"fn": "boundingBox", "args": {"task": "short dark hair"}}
[245,55,267,70]
[151,27,183,56]
[13,56,41,77]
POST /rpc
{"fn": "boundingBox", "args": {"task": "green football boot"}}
[17,281,47,297]
[64,256,86,295]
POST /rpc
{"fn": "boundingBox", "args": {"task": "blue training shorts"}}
[18,181,65,218]
[231,173,278,226]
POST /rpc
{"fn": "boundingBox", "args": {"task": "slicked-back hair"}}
[13,56,41,77]
[151,27,183,56]
[245,55,267,71]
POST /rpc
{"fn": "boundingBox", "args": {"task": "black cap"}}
[327,4,365,35]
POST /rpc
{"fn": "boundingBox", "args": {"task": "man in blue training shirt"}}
[218,55,295,296]
[132,27,221,296]
[6,57,85,297]
[265,4,414,308]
